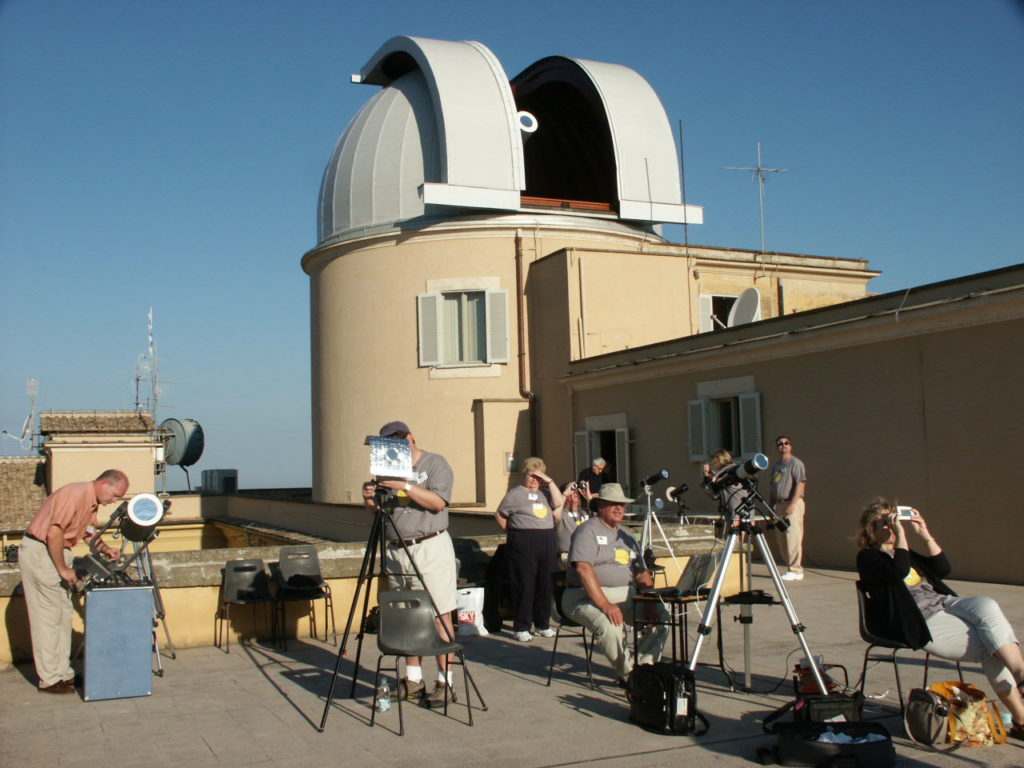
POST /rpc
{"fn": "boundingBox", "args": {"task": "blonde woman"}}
[857,499,1024,739]
[495,457,563,642]
[703,449,748,526]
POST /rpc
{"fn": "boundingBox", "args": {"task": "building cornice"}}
[563,266,1024,390]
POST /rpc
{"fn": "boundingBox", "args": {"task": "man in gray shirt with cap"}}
[363,420,457,708]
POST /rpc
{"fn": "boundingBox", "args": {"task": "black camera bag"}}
[627,661,709,735]
[763,692,864,732]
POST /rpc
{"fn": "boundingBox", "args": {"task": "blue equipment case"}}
[84,585,154,701]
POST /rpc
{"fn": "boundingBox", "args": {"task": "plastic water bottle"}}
[377,680,391,713]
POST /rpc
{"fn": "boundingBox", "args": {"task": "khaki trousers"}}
[773,498,805,574]
[19,537,76,688]
[561,585,669,680]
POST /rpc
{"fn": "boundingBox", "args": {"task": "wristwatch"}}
[404,482,412,492]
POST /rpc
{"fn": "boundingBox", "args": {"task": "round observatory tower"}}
[302,36,701,508]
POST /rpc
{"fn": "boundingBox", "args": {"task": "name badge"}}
[527,493,538,501]
[595,535,608,545]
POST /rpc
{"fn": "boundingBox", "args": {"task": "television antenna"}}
[135,307,164,417]
[724,140,791,256]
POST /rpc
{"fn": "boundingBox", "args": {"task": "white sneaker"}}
[781,571,804,581]
[514,630,533,642]
[535,628,556,638]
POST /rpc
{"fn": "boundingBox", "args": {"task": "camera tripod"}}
[687,480,828,695]
[318,490,487,731]
[638,483,681,577]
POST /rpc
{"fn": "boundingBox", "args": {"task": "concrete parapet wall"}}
[0,523,730,665]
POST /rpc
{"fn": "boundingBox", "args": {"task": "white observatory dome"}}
[315,35,702,246]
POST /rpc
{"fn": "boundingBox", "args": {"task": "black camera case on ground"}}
[759,692,892,767]
[756,721,895,767]
[627,661,709,735]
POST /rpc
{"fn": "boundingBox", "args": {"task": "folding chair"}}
[855,580,961,716]
[215,559,275,653]
[370,590,473,736]
[273,545,336,649]
[546,571,595,689]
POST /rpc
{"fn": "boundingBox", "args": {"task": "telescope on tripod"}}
[688,454,828,695]
[74,493,168,585]
[73,492,176,675]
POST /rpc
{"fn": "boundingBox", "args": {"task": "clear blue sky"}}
[2,1,1022,489]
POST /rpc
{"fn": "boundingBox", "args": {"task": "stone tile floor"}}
[2,566,1022,767]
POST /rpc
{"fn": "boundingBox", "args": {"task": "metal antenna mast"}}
[134,307,161,418]
[724,140,790,255]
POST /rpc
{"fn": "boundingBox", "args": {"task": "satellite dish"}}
[728,287,762,327]
[160,417,204,467]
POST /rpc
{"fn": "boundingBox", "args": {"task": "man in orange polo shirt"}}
[19,469,127,693]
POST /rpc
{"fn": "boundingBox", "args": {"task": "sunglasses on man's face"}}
[776,440,791,447]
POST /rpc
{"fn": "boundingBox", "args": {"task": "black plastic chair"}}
[273,545,336,649]
[546,571,595,689]
[216,559,275,653]
[855,581,961,715]
[370,590,472,736]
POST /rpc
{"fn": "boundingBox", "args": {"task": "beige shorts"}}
[385,529,457,615]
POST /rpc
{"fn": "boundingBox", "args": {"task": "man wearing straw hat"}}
[562,483,668,684]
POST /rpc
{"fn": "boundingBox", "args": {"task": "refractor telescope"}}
[642,469,669,487]
[706,454,769,493]
[665,484,689,502]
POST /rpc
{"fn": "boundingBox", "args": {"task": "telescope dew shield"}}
[120,493,165,542]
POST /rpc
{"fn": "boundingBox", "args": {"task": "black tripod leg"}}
[347,531,382,698]
[318,511,382,731]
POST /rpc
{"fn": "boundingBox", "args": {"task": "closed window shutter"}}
[699,295,713,333]
[688,398,709,462]
[615,427,631,495]
[574,431,589,478]
[738,392,762,459]
[417,293,442,367]
[485,289,509,363]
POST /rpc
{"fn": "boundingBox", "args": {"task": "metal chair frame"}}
[216,559,276,653]
[370,590,473,736]
[855,581,961,715]
[546,571,595,689]
[273,545,336,649]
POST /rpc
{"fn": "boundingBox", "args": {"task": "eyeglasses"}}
[776,440,791,447]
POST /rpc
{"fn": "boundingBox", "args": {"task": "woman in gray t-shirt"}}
[496,457,564,642]
[556,481,590,554]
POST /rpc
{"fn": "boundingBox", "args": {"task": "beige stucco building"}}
[540,264,1024,584]
[303,36,878,512]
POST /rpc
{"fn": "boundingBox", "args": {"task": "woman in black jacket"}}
[856,499,1024,738]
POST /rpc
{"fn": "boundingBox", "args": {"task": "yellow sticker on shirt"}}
[904,567,923,588]
[614,548,630,565]
[532,504,548,519]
